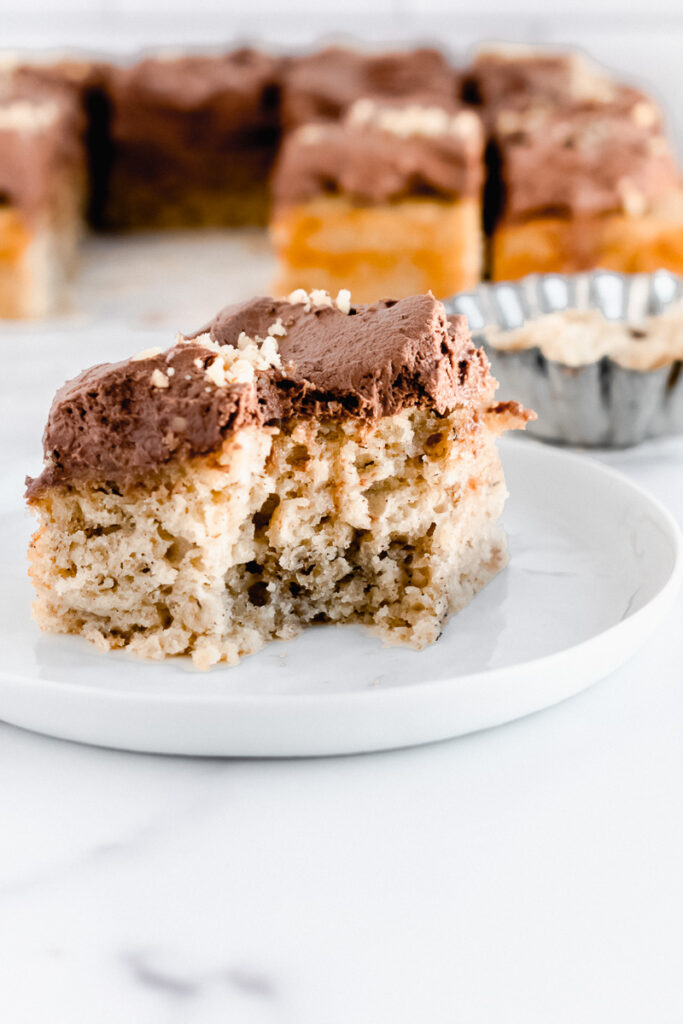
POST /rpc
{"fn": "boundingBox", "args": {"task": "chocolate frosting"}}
[0,72,86,219]
[466,51,589,112]
[26,293,492,495]
[281,46,458,130]
[272,106,484,205]
[496,102,679,221]
[107,49,283,138]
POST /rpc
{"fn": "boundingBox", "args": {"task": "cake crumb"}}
[150,369,170,389]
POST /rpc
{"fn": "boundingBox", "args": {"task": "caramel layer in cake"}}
[271,100,484,302]
[26,291,531,668]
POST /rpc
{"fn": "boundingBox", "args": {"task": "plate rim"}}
[1,439,681,711]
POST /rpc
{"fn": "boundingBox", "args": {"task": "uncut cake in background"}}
[270,98,485,302]
[0,67,87,317]
[25,289,532,669]
[103,49,284,229]
[0,40,682,319]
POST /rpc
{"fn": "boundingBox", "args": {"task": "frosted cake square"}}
[26,291,531,669]
[0,72,86,317]
[271,100,485,303]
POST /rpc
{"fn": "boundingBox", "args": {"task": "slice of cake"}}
[26,290,532,669]
[270,99,485,303]
[489,98,683,279]
[11,57,112,227]
[0,72,87,318]
[281,45,458,131]
[103,48,284,229]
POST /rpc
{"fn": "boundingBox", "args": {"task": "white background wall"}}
[3,0,683,147]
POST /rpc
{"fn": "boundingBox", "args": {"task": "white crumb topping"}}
[631,101,659,128]
[617,177,647,217]
[195,328,283,390]
[567,53,617,104]
[336,289,352,315]
[476,42,551,61]
[286,288,353,313]
[166,366,175,377]
[346,97,481,141]
[268,318,287,337]
[150,369,170,389]
[132,346,164,361]
[0,98,60,132]
[496,108,531,135]
[296,123,327,145]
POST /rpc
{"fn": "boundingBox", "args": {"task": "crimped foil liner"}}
[446,270,683,447]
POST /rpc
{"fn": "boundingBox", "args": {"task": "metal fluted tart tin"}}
[445,270,683,448]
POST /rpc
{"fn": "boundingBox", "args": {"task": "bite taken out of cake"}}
[26,290,533,670]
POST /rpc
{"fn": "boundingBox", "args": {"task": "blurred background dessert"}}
[0,16,681,315]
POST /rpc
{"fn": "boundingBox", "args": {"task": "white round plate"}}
[0,440,680,757]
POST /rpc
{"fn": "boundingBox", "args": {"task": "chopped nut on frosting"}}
[617,177,647,217]
[566,53,617,104]
[0,98,61,132]
[296,123,326,146]
[286,288,353,313]
[268,318,287,337]
[631,100,659,129]
[150,368,170,389]
[196,327,283,389]
[336,289,352,314]
[346,98,481,141]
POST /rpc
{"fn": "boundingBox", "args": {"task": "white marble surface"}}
[1,238,683,1020]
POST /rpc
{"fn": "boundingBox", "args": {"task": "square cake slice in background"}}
[103,48,284,229]
[26,291,532,669]
[489,96,683,279]
[270,100,485,303]
[0,72,87,318]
